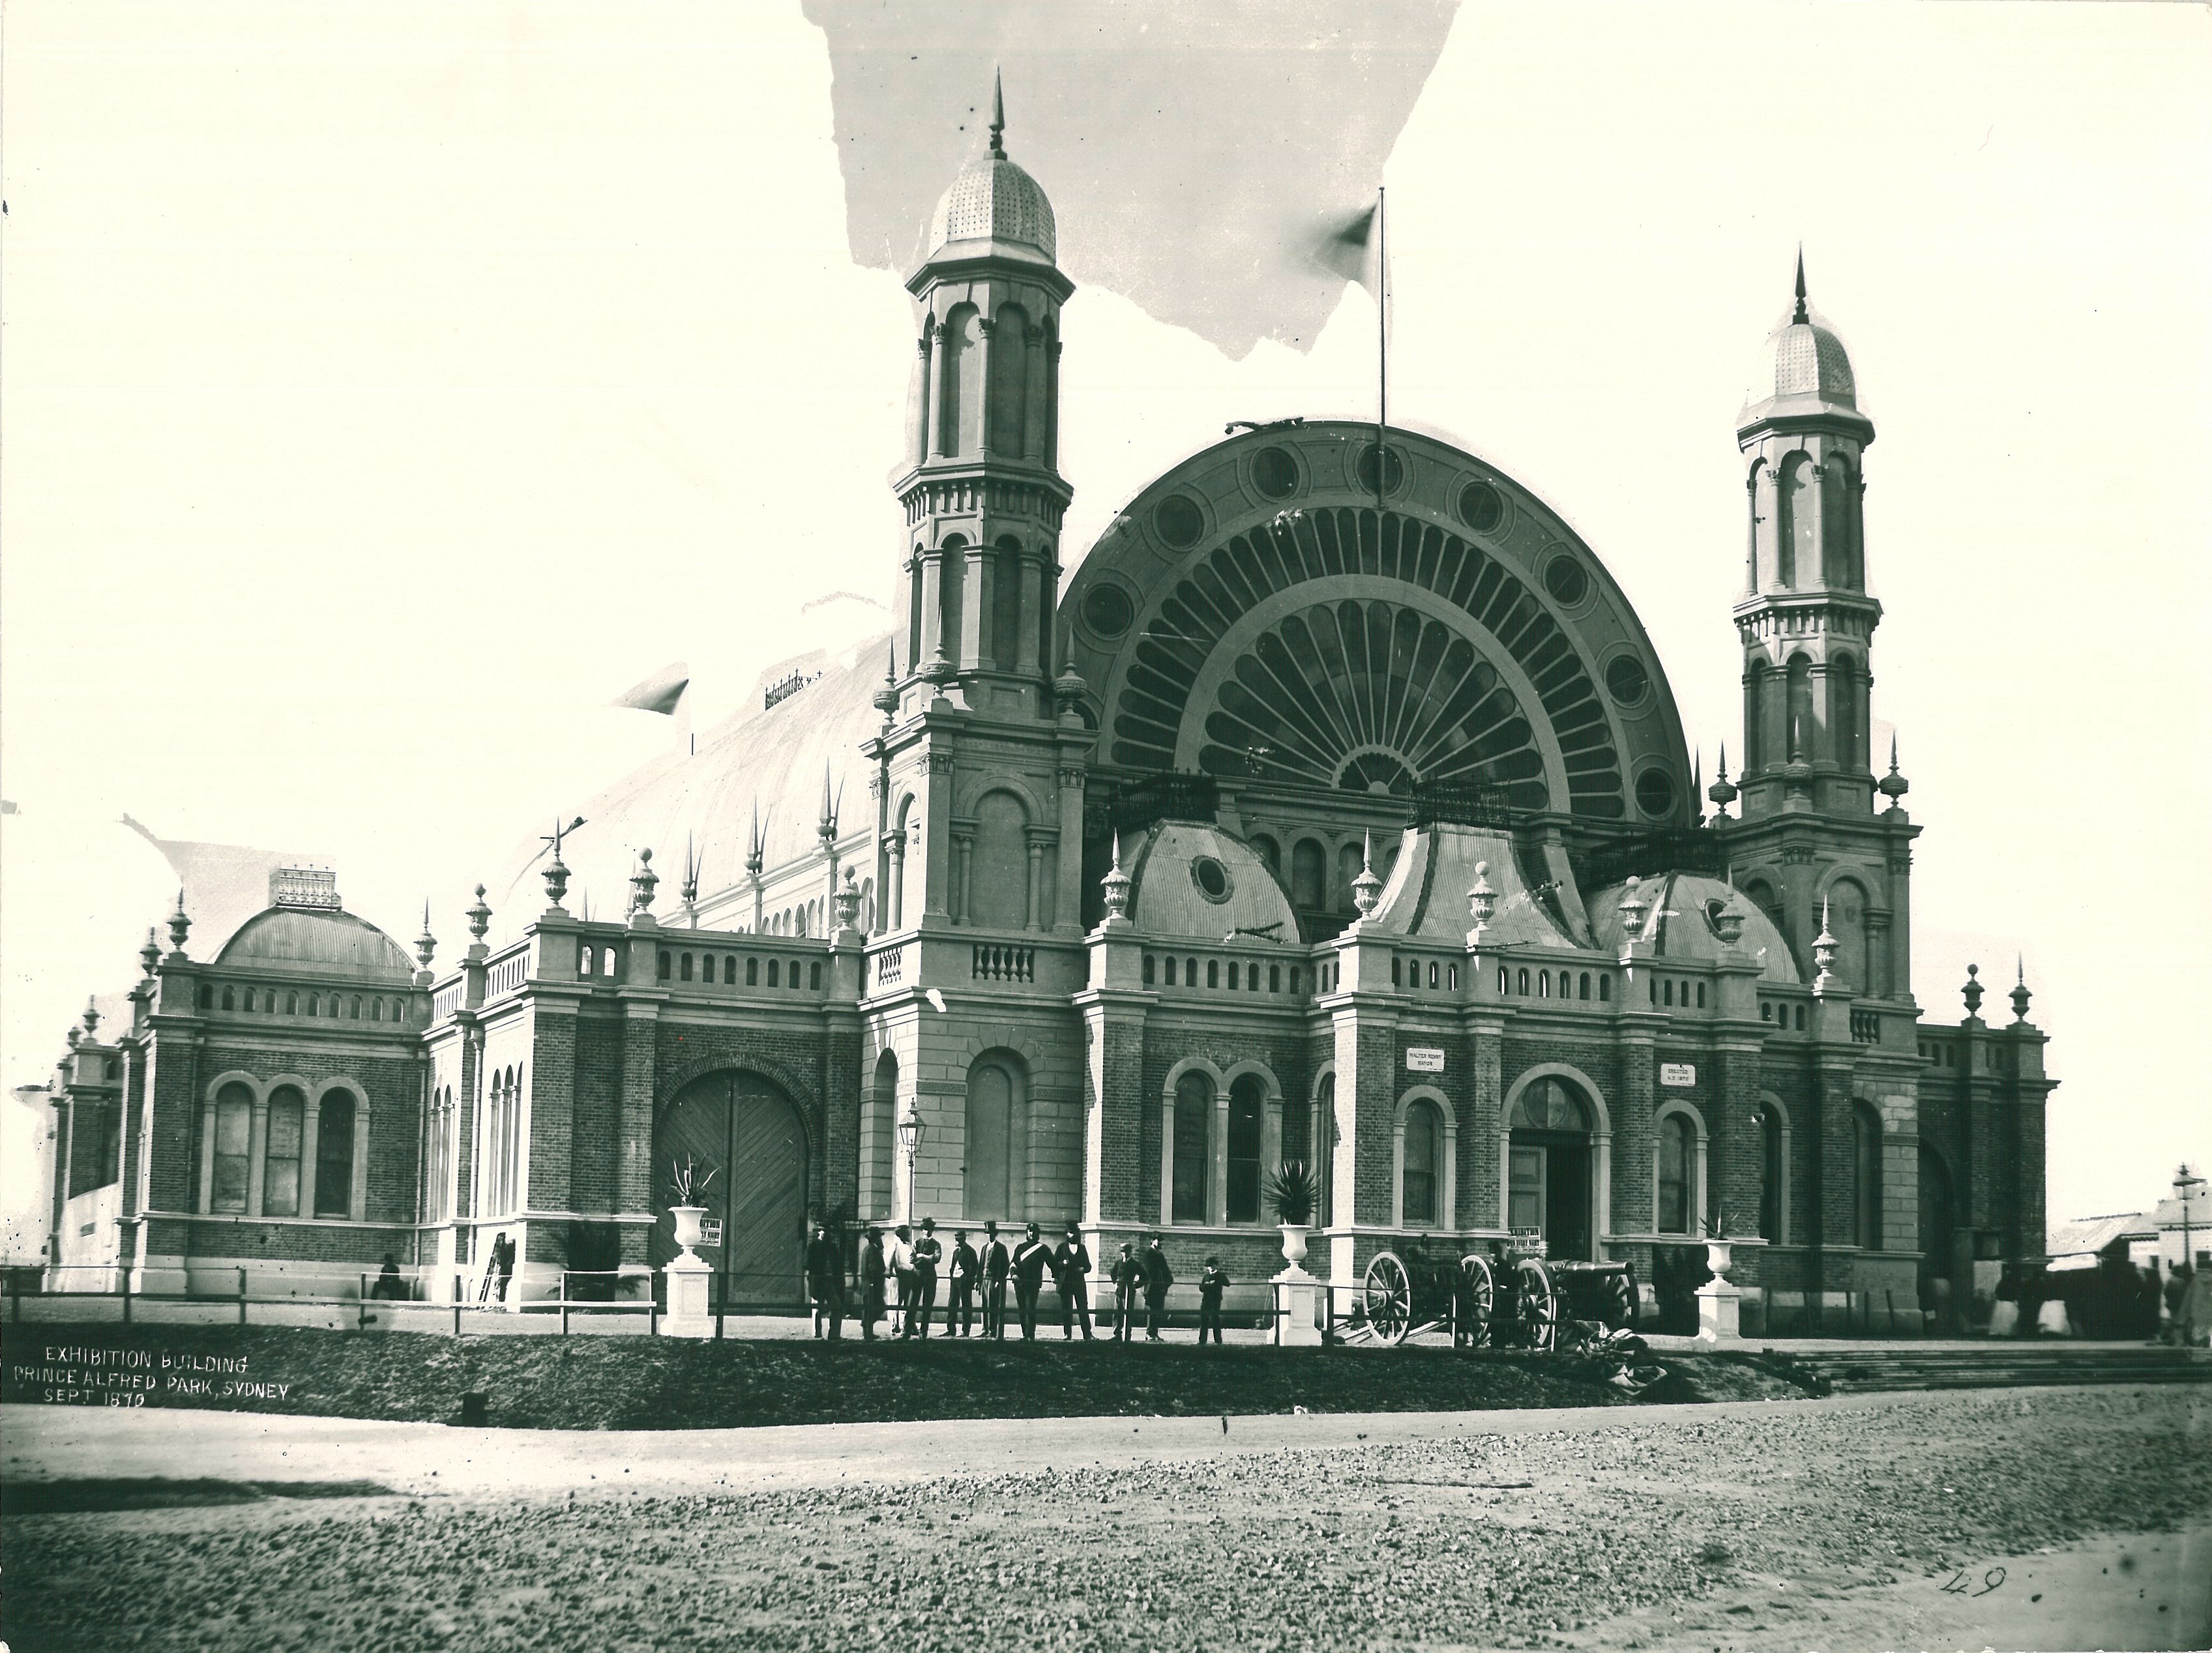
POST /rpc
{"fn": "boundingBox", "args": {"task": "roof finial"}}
[989,66,1006,156]
[1792,246,1808,325]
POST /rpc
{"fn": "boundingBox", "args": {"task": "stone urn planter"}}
[670,1205,708,1259]
[1279,1223,1312,1270]
[1703,1236,1734,1281]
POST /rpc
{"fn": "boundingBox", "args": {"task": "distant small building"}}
[2045,1211,2156,1274]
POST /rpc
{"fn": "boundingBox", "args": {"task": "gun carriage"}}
[1346,1232,1638,1351]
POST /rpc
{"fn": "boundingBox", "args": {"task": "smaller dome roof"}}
[1125,822,1295,943]
[1587,873,1800,985]
[927,151,1057,265]
[922,78,1055,267]
[214,906,415,980]
[1741,256,1859,422]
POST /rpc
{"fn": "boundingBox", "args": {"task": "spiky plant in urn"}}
[668,1156,717,1256]
[1265,1160,1321,1268]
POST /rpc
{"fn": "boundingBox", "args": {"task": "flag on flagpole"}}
[609,662,690,716]
[1316,196,1391,341]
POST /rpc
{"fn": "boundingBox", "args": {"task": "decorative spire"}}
[1100,830,1133,924]
[746,804,766,881]
[81,995,102,1040]
[1962,962,1984,1019]
[1350,830,1383,922]
[988,65,1005,157]
[415,901,437,972]
[465,884,493,946]
[1792,246,1808,325]
[1811,896,1840,992]
[1466,859,1498,944]
[873,643,901,718]
[166,889,192,958]
[680,834,701,927]
[1878,733,1910,812]
[1053,652,1089,719]
[540,815,581,913]
[1691,748,1705,825]
[818,763,839,842]
[1707,741,1739,819]
[139,926,162,982]
[2010,956,2032,1024]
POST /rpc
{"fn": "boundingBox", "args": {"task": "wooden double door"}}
[1507,1133,1593,1262]
[651,1070,808,1309]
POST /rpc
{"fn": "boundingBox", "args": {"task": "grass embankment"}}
[1,1321,1812,1430]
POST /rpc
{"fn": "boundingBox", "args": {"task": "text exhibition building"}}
[31,96,2052,1335]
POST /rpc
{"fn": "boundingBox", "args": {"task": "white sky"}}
[3,1,2207,1231]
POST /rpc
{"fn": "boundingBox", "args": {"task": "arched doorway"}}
[1917,1144,1956,1328]
[1507,1076,1595,1261]
[652,1070,808,1310]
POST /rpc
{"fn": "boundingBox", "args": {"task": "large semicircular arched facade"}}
[1063,422,1693,825]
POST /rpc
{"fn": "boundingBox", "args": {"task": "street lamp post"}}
[896,1103,924,1223]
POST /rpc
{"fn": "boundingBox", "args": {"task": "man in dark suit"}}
[804,1220,845,1339]
[1142,1234,1175,1341]
[857,1229,887,1341]
[1011,1223,1055,1341]
[1110,1242,1145,1341]
[907,1217,941,1339]
[979,1220,1011,1340]
[1054,1225,1095,1340]
[947,1229,979,1337]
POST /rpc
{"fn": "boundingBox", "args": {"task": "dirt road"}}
[4,1385,2205,1651]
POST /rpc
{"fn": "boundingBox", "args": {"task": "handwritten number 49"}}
[1940,1568,2006,1598]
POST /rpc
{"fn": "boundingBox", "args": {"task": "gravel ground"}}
[4,1386,2204,1652]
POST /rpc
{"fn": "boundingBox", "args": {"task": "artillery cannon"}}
[1346,1231,1638,1351]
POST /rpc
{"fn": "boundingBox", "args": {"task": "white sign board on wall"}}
[1406,1048,1445,1072]
[1659,1062,1697,1088]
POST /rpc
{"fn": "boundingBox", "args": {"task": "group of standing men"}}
[803,1220,1220,1342]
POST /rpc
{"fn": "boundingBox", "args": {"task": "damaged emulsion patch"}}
[800,0,1456,360]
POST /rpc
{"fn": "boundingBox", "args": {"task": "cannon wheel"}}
[1458,1253,1496,1347]
[1599,1263,1640,1332]
[1515,1258,1559,1351]
[1362,1251,1414,1345]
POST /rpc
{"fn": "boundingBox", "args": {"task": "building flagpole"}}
[1375,185,1388,523]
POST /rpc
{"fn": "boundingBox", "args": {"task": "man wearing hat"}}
[906,1216,942,1338]
[1142,1233,1175,1341]
[804,1219,845,1339]
[1010,1222,1055,1341]
[946,1227,979,1337]
[1054,1224,1095,1340]
[979,1220,1012,1340]
[857,1229,887,1341]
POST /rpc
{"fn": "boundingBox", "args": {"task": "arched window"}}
[992,538,1024,667]
[317,1088,359,1220]
[768,959,780,987]
[1745,457,1768,591]
[938,303,977,455]
[1291,838,1327,911]
[866,1049,898,1220]
[746,957,759,986]
[1599,974,1612,1002]
[680,953,693,982]
[965,1057,1021,1220]
[988,306,1029,457]
[211,1081,253,1214]
[1313,1072,1338,1228]
[1754,1102,1785,1242]
[656,951,671,981]
[1579,972,1591,1001]
[286,991,299,1015]
[1786,653,1814,762]
[1336,842,1364,914]
[198,982,214,1009]
[971,789,1029,929]
[1832,654,1861,772]
[1657,1112,1696,1235]
[722,956,736,985]
[1777,453,1815,587]
[1821,452,1855,585]
[1226,1074,1265,1223]
[1827,877,1870,995]
[1851,1102,1881,1248]
[1250,834,1281,877]
[263,1085,305,1217]
[1171,1070,1213,1223]
[937,533,967,671]
[1517,967,1530,995]
[1402,1098,1442,1225]
[221,985,235,1010]
[350,995,362,1019]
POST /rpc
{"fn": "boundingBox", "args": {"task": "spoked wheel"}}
[1599,1263,1640,1332]
[1456,1253,1496,1348]
[1362,1251,1413,1345]
[1514,1258,1559,1351]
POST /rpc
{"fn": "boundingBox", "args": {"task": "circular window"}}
[1605,655,1651,707]
[1355,443,1404,496]
[1634,767,1677,819]
[1190,855,1233,903]
[1153,495,1205,549]
[1542,553,1589,606]
[1252,446,1301,501]
[1082,583,1133,639]
[1458,480,1504,533]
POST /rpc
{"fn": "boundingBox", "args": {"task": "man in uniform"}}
[947,1228,980,1337]
[804,1220,845,1339]
[1011,1222,1055,1341]
[1054,1225,1095,1340]
[979,1220,1012,1340]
